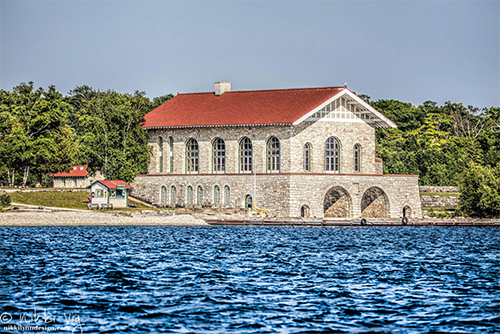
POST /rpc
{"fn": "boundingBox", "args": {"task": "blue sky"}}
[1,1,498,108]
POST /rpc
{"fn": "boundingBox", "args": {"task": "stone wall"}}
[132,173,421,219]
[420,195,459,208]
[419,186,458,193]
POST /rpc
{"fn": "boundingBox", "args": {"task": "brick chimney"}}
[214,81,231,96]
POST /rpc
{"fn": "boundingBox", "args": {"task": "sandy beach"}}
[0,209,208,226]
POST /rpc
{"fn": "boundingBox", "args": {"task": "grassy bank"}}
[9,191,151,210]
[419,192,460,197]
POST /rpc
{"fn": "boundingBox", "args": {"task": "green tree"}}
[0,83,77,187]
[152,94,174,109]
[457,164,500,218]
[69,87,152,183]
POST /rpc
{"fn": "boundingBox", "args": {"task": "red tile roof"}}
[95,180,133,189]
[50,165,89,177]
[143,87,346,128]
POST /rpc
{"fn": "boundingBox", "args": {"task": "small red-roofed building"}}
[132,82,421,219]
[86,180,133,208]
[49,165,104,188]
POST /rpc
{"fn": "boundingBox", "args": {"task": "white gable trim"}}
[293,89,397,128]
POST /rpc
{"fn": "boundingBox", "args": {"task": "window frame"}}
[168,137,174,173]
[239,137,253,173]
[171,186,176,206]
[159,137,163,173]
[187,185,193,205]
[303,143,311,171]
[354,144,361,172]
[224,185,230,205]
[185,138,199,174]
[197,185,203,205]
[214,185,220,205]
[266,136,280,173]
[161,186,167,205]
[212,138,226,174]
[325,137,340,173]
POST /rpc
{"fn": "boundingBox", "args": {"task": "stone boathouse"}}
[132,82,421,219]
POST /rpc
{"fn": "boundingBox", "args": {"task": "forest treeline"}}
[0,82,172,187]
[0,82,499,216]
[366,96,500,217]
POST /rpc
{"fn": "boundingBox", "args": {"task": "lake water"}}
[0,225,499,333]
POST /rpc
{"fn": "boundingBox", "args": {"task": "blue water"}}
[0,226,499,333]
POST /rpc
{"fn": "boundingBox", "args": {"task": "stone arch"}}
[402,205,412,218]
[361,187,389,218]
[324,186,352,218]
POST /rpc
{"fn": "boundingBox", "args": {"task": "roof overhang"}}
[292,89,397,128]
[145,123,292,130]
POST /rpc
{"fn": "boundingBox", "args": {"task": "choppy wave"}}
[0,226,499,333]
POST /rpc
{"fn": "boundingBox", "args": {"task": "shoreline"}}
[1,209,498,226]
[0,210,208,226]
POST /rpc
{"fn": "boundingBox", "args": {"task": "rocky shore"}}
[0,210,207,226]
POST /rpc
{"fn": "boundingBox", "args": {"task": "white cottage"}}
[87,180,133,208]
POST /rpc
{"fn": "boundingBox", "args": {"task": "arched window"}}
[245,195,253,208]
[303,143,311,171]
[171,186,176,206]
[325,137,340,173]
[161,186,167,205]
[186,139,199,173]
[354,144,360,172]
[169,137,174,172]
[197,186,203,205]
[212,138,226,173]
[187,186,193,205]
[266,137,280,172]
[239,137,253,173]
[224,185,230,205]
[214,185,220,205]
[159,137,163,173]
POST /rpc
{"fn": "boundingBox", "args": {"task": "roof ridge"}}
[177,86,345,96]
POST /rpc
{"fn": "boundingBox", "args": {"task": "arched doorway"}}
[324,186,351,218]
[403,205,412,218]
[245,195,253,208]
[361,187,389,218]
[300,205,310,218]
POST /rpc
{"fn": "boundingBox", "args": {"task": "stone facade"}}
[133,122,421,219]
[133,173,421,219]
[146,121,378,176]
[132,83,422,219]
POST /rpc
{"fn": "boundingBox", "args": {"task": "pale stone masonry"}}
[132,83,422,219]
